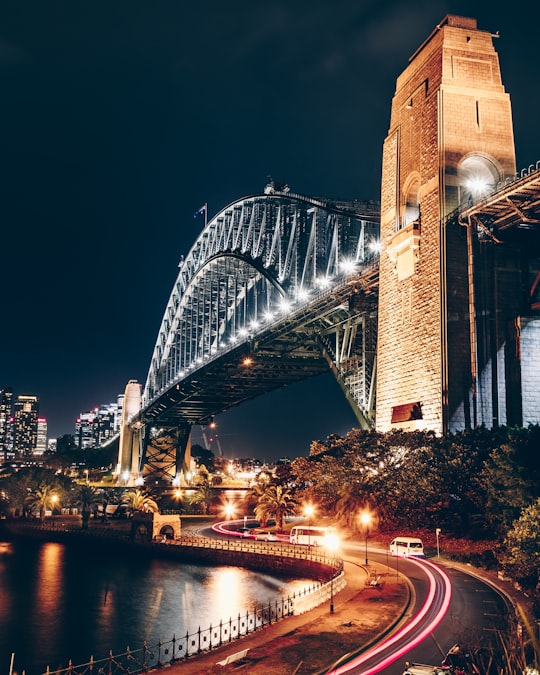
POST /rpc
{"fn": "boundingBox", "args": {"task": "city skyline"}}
[1,2,538,460]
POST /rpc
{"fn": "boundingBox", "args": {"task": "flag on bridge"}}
[193,203,208,227]
[194,203,208,219]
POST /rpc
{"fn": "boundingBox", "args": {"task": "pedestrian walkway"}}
[162,559,410,675]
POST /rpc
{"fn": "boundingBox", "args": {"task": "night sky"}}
[1,1,539,461]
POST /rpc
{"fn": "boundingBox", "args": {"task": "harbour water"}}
[0,538,311,675]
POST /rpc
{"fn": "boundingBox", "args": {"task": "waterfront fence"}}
[4,521,345,675]
[41,574,344,675]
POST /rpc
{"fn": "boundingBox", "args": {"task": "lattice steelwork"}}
[144,190,379,409]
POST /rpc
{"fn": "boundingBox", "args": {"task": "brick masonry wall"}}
[376,16,517,433]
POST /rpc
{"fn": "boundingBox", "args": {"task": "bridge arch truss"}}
[144,191,380,403]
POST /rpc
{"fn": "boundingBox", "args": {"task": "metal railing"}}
[43,572,345,675]
[42,579,343,675]
[5,521,344,675]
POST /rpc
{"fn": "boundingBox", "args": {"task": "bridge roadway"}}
[164,525,513,675]
[140,263,379,431]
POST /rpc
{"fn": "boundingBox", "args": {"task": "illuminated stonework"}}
[376,14,517,433]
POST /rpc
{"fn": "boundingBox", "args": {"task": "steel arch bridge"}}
[118,188,380,485]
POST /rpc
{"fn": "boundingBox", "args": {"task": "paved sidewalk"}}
[161,560,410,675]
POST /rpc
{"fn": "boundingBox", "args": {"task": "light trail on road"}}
[325,558,452,674]
[211,521,453,674]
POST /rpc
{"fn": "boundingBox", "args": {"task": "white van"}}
[389,536,424,557]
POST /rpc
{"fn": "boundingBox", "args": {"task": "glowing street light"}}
[223,502,235,520]
[359,509,373,565]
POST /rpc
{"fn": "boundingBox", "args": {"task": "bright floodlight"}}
[466,176,489,196]
[340,259,356,274]
[316,276,331,289]
[279,298,292,313]
[297,288,310,302]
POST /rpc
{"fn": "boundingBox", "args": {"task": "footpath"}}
[162,558,410,675]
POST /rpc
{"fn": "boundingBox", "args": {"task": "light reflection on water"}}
[0,539,312,675]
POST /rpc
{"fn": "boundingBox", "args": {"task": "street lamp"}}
[436,528,441,558]
[304,504,315,546]
[359,510,372,565]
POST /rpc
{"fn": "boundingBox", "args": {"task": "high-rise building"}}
[0,387,14,461]
[75,398,124,449]
[13,394,39,457]
[75,411,97,449]
[35,418,48,455]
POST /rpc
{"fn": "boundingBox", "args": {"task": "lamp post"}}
[436,528,441,558]
[330,577,334,614]
[304,504,315,546]
[359,510,372,566]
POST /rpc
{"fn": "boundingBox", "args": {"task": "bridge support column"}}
[140,423,193,487]
[117,380,143,486]
[376,15,517,433]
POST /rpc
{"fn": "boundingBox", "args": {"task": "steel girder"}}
[143,187,378,405]
[143,191,380,429]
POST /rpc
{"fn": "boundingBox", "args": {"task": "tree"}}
[191,443,215,472]
[73,484,102,529]
[335,481,373,533]
[2,467,66,520]
[190,484,214,514]
[499,497,540,610]
[254,484,297,531]
[122,489,159,513]
[480,430,540,535]
[26,482,61,522]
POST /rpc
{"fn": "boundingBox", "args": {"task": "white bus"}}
[389,536,424,557]
[289,525,339,548]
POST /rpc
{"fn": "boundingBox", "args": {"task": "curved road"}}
[210,524,510,675]
[326,546,509,674]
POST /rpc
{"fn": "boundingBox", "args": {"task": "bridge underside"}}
[142,266,378,429]
[135,266,378,484]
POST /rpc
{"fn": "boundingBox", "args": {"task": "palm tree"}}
[26,483,60,522]
[335,482,372,533]
[74,484,102,529]
[190,484,214,515]
[122,489,159,513]
[254,484,297,531]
